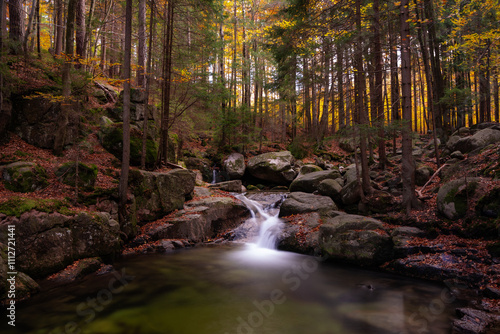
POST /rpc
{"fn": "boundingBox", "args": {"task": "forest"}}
[0,0,500,333]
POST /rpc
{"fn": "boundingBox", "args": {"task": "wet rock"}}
[279,192,338,217]
[453,308,500,334]
[1,161,49,193]
[247,151,297,185]
[319,214,392,266]
[391,227,426,258]
[140,196,248,242]
[387,253,484,287]
[289,169,342,193]
[47,257,103,283]
[223,153,246,180]
[209,180,243,193]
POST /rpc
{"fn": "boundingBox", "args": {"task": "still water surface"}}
[2,244,458,334]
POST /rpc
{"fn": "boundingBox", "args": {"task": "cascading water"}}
[234,193,285,249]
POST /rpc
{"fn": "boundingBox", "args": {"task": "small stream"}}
[1,193,459,334]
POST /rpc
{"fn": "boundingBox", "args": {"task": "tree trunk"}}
[75,0,86,67]
[158,0,175,165]
[23,0,37,57]
[141,0,155,170]
[355,0,371,196]
[137,0,146,87]
[9,0,24,54]
[337,44,344,130]
[389,16,400,156]
[55,0,64,55]
[119,0,133,229]
[400,0,416,214]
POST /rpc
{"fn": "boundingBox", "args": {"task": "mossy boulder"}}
[298,164,323,176]
[223,153,246,180]
[247,151,297,185]
[2,161,48,192]
[415,165,434,187]
[319,214,393,266]
[0,212,121,278]
[451,128,500,154]
[55,162,98,191]
[476,187,500,218]
[289,169,342,193]
[129,169,196,222]
[99,124,158,167]
[436,178,480,220]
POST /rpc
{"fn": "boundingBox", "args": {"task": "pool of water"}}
[2,244,459,334]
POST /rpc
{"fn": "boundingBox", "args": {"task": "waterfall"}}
[234,194,284,249]
[211,169,218,184]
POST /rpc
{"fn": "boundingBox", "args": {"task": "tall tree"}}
[8,0,24,54]
[400,0,417,213]
[119,0,133,227]
[75,0,86,67]
[137,0,147,87]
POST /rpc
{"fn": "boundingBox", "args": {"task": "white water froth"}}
[234,194,285,250]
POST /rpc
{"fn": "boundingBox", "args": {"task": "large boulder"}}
[279,192,338,217]
[55,162,98,191]
[476,187,500,218]
[0,211,121,278]
[278,211,345,255]
[184,157,212,182]
[415,165,434,187]
[99,123,159,167]
[317,179,343,203]
[436,178,480,220]
[136,195,248,243]
[129,169,196,222]
[223,153,246,180]
[289,169,342,193]
[450,128,500,154]
[319,214,393,265]
[340,180,361,206]
[9,96,80,150]
[247,151,297,185]
[1,161,48,192]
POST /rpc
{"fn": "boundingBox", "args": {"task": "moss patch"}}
[100,125,158,166]
[0,197,74,217]
[56,162,98,191]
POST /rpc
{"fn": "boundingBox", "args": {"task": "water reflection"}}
[2,245,457,334]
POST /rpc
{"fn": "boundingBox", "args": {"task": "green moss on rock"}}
[100,125,158,166]
[2,161,49,193]
[56,162,98,191]
[0,197,73,217]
